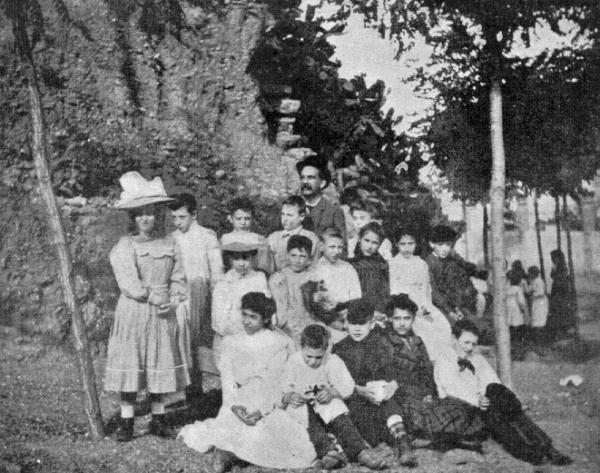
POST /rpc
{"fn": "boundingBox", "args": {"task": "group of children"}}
[105,171,571,471]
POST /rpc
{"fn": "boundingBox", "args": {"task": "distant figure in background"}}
[527,266,548,345]
[508,260,530,326]
[546,249,576,342]
[505,270,529,342]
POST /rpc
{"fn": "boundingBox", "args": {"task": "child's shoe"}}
[546,447,573,466]
[149,414,173,438]
[115,417,134,442]
[357,448,389,470]
[395,435,418,467]
[212,448,236,473]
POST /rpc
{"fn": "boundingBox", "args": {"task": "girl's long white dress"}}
[389,254,452,361]
[178,330,316,469]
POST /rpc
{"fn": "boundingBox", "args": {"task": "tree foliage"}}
[248,2,423,191]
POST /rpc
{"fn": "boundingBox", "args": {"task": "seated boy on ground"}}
[282,324,390,470]
[269,235,317,347]
[267,195,319,271]
[332,299,417,467]
[434,320,572,466]
[382,294,486,451]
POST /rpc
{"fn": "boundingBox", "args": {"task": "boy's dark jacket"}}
[332,327,436,400]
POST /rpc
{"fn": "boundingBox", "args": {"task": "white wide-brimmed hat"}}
[220,231,263,253]
[114,171,174,210]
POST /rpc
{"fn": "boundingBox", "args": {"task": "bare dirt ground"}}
[1,293,600,473]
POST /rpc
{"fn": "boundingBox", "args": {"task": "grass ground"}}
[2,294,600,473]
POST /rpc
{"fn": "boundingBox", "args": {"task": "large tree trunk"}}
[533,188,546,282]
[489,78,512,387]
[562,193,578,338]
[554,194,562,251]
[11,8,105,439]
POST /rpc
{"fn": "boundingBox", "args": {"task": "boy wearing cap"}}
[221,197,275,275]
[269,234,317,348]
[425,225,483,324]
[297,155,346,240]
[267,195,319,271]
[212,232,271,364]
[332,299,417,466]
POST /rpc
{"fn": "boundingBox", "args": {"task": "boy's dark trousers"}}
[345,394,404,447]
[483,383,552,464]
[307,405,367,462]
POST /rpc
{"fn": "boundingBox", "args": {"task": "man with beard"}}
[296,155,346,242]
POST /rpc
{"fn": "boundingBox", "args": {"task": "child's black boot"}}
[149,414,172,438]
[115,417,134,442]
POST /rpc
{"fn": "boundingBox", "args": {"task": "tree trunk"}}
[581,196,596,294]
[489,78,512,387]
[562,193,578,338]
[483,203,490,268]
[11,11,105,439]
[554,194,562,251]
[533,189,546,282]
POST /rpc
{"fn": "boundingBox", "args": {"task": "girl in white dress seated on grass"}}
[178,292,316,473]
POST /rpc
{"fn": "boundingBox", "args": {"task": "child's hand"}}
[245,409,263,424]
[315,386,336,404]
[419,307,434,322]
[422,394,433,404]
[448,310,464,322]
[232,405,261,426]
[283,392,307,408]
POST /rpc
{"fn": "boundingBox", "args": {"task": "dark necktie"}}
[458,357,475,374]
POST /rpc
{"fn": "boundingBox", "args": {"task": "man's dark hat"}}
[429,225,457,243]
[296,155,332,188]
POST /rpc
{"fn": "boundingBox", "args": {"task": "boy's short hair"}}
[301,324,330,349]
[429,225,457,244]
[319,227,343,242]
[452,319,481,339]
[287,234,313,254]
[228,197,255,215]
[168,193,197,214]
[340,186,363,207]
[350,200,382,219]
[345,298,374,325]
[241,292,275,328]
[282,195,307,215]
[385,293,418,317]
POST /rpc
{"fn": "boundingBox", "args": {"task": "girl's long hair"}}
[127,205,167,238]
[354,222,385,258]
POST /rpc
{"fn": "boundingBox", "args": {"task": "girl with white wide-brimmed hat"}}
[105,171,190,441]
